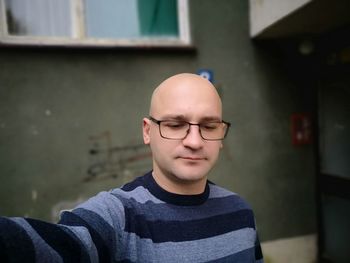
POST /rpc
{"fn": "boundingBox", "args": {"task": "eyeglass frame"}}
[148,116,231,141]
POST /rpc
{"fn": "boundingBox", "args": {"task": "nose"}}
[182,125,204,149]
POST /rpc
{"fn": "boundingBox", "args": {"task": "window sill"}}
[0,36,194,50]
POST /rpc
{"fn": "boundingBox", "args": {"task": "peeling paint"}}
[261,234,317,263]
[30,125,39,135]
[45,109,52,116]
[31,190,38,202]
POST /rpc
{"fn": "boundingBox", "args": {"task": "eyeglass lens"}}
[159,121,227,140]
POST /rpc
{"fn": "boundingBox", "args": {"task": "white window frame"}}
[0,0,191,48]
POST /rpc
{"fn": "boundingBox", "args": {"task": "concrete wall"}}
[249,0,312,37]
[0,0,316,247]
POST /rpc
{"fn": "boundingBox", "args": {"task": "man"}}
[0,73,263,262]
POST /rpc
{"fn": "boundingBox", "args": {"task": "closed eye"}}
[163,121,187,129]
[201,123,220,130]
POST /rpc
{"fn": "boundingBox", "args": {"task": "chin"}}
[172,159,213,180]
[173,168,209,182]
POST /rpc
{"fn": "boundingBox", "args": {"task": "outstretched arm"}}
[0,191,123,263]
[0,216,98,263]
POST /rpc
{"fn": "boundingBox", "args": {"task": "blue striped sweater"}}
[0,171,263,262]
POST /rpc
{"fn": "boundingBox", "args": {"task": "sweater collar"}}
[143,171,210,206]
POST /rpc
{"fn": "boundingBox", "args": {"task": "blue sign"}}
[197,69,214,83]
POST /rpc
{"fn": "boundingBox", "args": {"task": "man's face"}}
[143,74,223,187]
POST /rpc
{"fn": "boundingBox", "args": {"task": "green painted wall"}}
[0,0,316,241]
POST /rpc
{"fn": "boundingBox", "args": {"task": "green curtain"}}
[137,0,178,36]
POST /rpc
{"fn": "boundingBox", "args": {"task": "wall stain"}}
[85,131,152,182]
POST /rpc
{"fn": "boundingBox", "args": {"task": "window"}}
[0,0,190,47]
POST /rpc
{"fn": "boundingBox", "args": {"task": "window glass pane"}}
[137,0,178,37]
[85,0,140,38]
[84,0,178,39]
[5,0,71,37]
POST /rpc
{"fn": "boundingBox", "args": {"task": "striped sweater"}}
[0,171,263,262]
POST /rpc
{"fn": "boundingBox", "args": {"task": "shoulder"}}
[70,172,157,216]
[208,182,253,211]
[110,172,162,205]
[206,182,259,233]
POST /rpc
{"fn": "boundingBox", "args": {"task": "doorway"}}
[318,64,350,263]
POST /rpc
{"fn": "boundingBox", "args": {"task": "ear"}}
[143,117,151,145]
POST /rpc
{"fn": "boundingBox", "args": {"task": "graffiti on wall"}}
[84,131,152,182]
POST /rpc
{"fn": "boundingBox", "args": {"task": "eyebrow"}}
[159,114,222,122]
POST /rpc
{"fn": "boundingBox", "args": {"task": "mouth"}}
[179,156,206,161]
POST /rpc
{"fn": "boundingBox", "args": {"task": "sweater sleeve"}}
[0,191,124,263]
[0,216,98,263]
[255,233,264,262]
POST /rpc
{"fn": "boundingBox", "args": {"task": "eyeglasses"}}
[149,116,231,141]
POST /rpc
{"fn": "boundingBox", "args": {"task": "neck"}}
[152,170,207,195]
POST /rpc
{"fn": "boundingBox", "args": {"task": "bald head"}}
[149,73,222,119]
